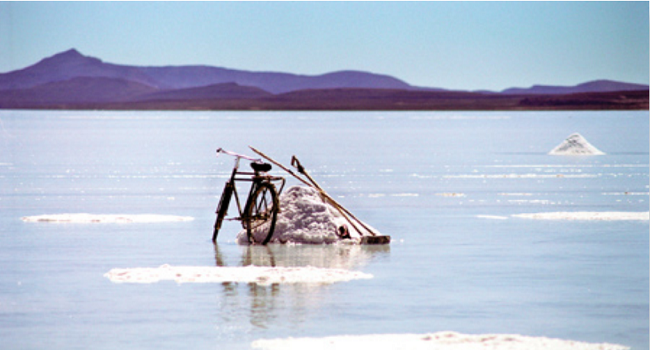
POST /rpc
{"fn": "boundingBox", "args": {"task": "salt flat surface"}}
[21,213,194,223]
[252,331,629,350]
[513,211,649,221]
[104,264,373,285]
[477,215,509,220]
[478,212,649,221]
[3,110,647,350]
[443,173,597,179]
[239,186,380,244]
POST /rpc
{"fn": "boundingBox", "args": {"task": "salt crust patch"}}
[367,193,419,198]
[486,164,644,168]
[443,174,596,179]
[252,331,629,350]
[104,264,372,285]
[436,192,466,197]
[602,192,649,196]
[477,215,509,220]
[512,212,649,221]
[21,213,194,223]
[238,186,380,245]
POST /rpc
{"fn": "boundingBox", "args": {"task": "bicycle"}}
[212,148,286,245]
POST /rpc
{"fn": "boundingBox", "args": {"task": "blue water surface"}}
[0,110,648,349]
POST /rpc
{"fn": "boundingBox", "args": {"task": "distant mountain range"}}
[502,80,649,95]
[0,49,417,94]
[0,49,647,110]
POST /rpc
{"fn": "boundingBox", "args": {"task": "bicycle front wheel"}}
[244,182,279,245]
[213,181,234,242]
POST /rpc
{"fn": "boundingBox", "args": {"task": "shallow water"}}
[0,110,648,349]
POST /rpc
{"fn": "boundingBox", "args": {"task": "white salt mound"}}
[104,264,372,285]
[252,331,629,350]
[21,213,194,223]
[238,186,380,244]
[549,133,605,156]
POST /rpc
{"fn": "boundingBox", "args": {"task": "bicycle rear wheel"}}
[244,182,278,245]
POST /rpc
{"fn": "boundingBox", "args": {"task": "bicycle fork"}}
[212,180,234,242]
[213,156,243,242]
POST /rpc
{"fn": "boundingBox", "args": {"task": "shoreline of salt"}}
[252,331,629,350]
[21,213,194,223]
[512,211,649,221]
[104,264,373,285]
[477,212,649,221]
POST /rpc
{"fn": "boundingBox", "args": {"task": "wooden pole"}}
[250,146,377,237]
[249,146,363,235]
[249,146,311,186]
[298,169,365,237]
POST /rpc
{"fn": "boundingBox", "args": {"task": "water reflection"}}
[213,244,389,329]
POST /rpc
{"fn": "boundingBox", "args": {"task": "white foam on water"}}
[252,331,629,350]
[512,212,649,221]
[104,264,372,285]
[602,192,649,196]
[487,164,597,168]
[549,133,605,156]
[508,199,554,205]
[21,213,194,223]
[443,174,597,179]
[238,186,381,245]
[477,215,509,220]
[486,164,645,168]
[364,193,419,198]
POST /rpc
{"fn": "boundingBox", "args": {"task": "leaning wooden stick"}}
[249,146,365,235]
[289,157,390,244]
[249,146,375,237]
[293,159,365,237]
[290,156,377,237]
[249,146,311,186]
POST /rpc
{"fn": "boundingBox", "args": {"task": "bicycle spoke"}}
[256,188,269,213]
[244,182,278,245]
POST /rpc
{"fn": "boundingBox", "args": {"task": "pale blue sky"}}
[0,1,648,91]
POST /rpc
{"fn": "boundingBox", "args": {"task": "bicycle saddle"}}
[251,162,272,172]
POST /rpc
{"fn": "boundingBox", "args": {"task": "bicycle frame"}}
[213,149,285,243]
[226,156,261,219]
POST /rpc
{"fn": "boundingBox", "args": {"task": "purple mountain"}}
[0,78,270,106]
[0,49,158,90]
[0,49,415,94]
[135,82,272,101]
[0,49,646,110]
[502,80,649,94]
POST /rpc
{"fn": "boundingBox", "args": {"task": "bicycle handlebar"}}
[216,148,262,163]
